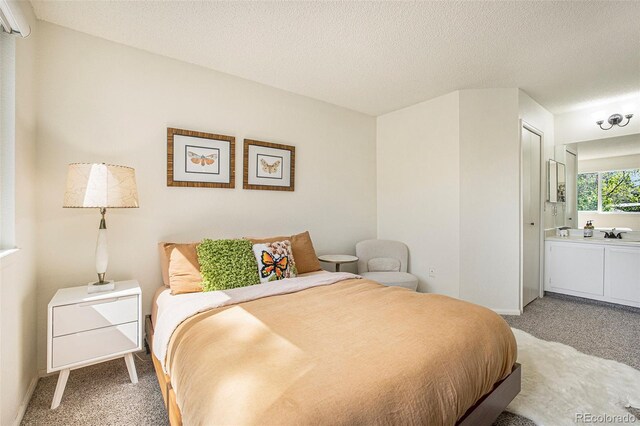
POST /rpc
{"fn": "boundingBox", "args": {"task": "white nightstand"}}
[47,280,142,409]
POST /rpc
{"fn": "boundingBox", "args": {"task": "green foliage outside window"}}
[577,169,640,213]
[577,173,598,211]
[602,169,640,212]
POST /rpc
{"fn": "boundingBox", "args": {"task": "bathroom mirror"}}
[557,135,640,231]
[548,160,566,203]
[548,159,558,202]
[556,162,566,203]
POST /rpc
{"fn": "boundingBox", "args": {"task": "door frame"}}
[565,149,578,228]
[519,120,545,313]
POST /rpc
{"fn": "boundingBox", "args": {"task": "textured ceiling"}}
[31,1,640,116]
[577,134,640,160]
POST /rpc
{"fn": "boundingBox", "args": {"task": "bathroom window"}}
[577,172,598,211]
[578,168,640,213]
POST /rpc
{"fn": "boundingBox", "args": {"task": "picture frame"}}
[243,139,295,191]
[167,127,235,188]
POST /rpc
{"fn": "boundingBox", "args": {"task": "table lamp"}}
[63,163,139,293]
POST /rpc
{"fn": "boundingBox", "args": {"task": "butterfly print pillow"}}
[252,240,297,283]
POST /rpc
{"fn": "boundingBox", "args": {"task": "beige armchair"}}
[355,239,419,291]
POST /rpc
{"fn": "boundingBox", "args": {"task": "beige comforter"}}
[166,279,516,425]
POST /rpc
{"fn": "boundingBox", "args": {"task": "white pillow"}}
[367,257,401,272]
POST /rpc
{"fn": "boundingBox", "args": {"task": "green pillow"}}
[197,239,260,292]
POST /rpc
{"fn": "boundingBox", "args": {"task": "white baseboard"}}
[13,375,38,426]
[492,308,521,316]
[38,368,54,378]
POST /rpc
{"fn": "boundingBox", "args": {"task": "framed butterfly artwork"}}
[243,139,295,191]
[167,127,235,188]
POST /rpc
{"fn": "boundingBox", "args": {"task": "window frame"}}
[577,167,640,215]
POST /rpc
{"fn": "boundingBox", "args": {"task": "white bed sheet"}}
[151,269,332,326]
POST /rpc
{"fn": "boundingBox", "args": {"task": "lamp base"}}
[87,280,115,294]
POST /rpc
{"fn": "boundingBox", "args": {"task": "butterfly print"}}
[260,158,281,174]
[260,250,289,279]
[188,151,217,166]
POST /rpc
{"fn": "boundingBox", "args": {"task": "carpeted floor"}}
[505,293,640,370]
[22,293,639,425]
[21,354,168,425]
[494,293,640,426]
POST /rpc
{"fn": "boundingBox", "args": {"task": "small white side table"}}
[318,254,358,272]
[47,280,142,409]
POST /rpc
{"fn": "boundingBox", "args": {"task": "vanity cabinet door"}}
[546,243,605,296]
[605,247,640,304]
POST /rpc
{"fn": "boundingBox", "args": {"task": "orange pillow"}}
[159,242,203,295]
[249,231,321,274]
[290,231,322,274]
[159,242,171,287]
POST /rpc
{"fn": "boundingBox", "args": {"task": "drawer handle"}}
[77,296,130,307]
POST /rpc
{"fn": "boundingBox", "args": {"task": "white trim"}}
[598,170,603,212]
[519,120,545,312]
[519,119,523,312]
[565,150,578,227]
[12,374,37,426]
[590,211,640,215]
[582,166,639,174]
[38,368,52,378]
[0,247,19,259]
[0,34,17,249]
[492,308,522,316]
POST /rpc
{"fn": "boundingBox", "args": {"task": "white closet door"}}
[522,125,542,307]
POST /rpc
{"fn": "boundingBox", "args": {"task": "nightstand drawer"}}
[53,295,139,337]
[52,321,138,368]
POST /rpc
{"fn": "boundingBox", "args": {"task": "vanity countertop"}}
[545,235,640,247]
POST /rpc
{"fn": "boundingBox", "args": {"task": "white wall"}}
[577,211,639,231]
[35,22,377,370]
[458,89,520,313]
[555,96,640,144]
[377,89,553,314]
[577,154,640,231]
[376,92,460,295]
[518,90,557,231]
[0,8,39,426]
[578,154,640,173]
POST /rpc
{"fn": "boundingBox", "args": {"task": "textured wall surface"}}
[30,1,640,115]
[0,11,39,426]
[34,22,377,370]
[377,92,460,296]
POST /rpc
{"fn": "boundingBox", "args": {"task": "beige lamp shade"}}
[63,163,139,208]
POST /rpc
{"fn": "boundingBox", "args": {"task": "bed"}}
[147,272,520,426]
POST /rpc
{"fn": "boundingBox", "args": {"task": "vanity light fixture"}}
[596,113,633,130]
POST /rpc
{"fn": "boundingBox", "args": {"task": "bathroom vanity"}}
[545,236,640,308]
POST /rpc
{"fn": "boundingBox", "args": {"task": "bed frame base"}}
[456,363,521,425]
[146,315,520,426]
[147,315,183,425]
